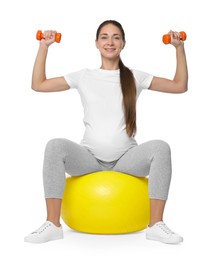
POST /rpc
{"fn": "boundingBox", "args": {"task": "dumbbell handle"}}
[36,30,62,43]
[162,31,187,44]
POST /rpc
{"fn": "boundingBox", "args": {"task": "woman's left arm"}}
[149,31,188,93]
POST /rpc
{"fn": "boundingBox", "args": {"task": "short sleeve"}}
[132,69,153,90]
[64,69,86,89]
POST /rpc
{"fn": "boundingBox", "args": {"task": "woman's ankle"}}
[47,218,61,227]
[148,219,163,227]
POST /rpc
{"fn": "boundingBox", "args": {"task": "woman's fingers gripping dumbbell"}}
[36,30,61,46]
[162,31,187,46]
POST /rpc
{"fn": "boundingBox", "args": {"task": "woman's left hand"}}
[169,30,184,48]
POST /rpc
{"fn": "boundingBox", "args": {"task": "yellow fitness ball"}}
[61,171,150,234]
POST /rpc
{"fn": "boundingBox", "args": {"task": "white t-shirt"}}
[64,68,153,162]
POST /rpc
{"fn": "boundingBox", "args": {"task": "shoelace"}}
[32,222,52,234]
[157,222,174,235]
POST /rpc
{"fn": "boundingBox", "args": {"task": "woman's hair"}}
[96,20,137,138]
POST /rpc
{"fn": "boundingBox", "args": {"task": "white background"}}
[0,0,214,259]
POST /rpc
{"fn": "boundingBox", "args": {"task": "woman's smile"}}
[104,47,116,52]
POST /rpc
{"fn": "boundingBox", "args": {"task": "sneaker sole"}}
[146,234,183,244]
[24,234,63,244]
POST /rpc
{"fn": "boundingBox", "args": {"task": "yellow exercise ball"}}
[61,171,150,234]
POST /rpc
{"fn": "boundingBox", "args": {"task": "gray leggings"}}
[43,139,172,200]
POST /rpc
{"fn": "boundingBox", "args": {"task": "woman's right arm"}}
[32,30,69,92]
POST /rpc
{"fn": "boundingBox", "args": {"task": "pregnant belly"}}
[80,129,137,162]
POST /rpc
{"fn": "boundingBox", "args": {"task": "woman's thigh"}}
[113,140,171,177]
[44,138,103,176]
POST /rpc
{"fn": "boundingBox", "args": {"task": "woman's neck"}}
[100,58,120,70]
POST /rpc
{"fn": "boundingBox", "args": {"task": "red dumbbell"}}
[36,30,62,43]
[162,31,187,44]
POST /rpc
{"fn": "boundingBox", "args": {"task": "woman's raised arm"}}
[32,30,69,92]
[149,31,188,94]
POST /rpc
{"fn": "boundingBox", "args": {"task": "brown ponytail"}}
[119,59,136,137]
[96,20,137,137]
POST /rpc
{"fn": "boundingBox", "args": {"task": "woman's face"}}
[96,23,125,60]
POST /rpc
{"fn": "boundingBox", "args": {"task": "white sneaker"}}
[24,221,63,244]
[146,221,183,244]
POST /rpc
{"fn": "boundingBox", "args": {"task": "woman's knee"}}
[151,140,171,157]
[44,138,67,155]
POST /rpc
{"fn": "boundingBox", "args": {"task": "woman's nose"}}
[107,38,113,45]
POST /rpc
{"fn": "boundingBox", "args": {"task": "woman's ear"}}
[122,41,126,49]
[95,40,99,49]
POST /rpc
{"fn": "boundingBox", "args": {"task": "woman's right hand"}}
[40,30,57,47]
